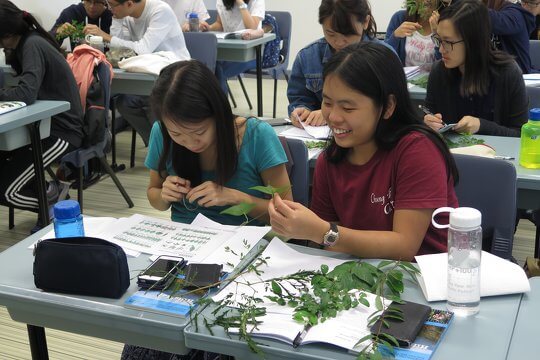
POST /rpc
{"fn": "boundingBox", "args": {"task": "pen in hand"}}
[292,323,312,348]
[418,105,447,126]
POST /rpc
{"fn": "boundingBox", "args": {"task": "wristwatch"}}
[322,223,339,247]
[238,3,248,10]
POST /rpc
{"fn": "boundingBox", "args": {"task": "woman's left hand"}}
[429,10,439,34]
[186,181,241,207]
[268,194,329,243]
[453,115,480,134]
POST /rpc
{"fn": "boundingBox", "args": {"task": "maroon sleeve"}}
[310,154,339,222]
[393,134,452,210]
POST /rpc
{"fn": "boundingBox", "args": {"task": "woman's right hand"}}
[161,176,191,204]
[394,21,422,38]
[424,113,444,131]
[291,108,327,128]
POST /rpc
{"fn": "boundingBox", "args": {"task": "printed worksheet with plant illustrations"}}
[101,214,235,262]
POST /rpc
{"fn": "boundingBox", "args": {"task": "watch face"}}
[323,226,339,246]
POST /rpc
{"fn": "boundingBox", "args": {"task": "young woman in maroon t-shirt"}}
[269,42,459,261]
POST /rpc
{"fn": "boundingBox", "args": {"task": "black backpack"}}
[82,68,107,148]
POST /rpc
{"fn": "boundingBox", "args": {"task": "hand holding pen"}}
[419,105,447,132]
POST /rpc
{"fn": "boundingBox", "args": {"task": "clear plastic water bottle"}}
[53,200,85,238]
[519,108,540,169]
[432,207,482,316]
[188,12,200,32]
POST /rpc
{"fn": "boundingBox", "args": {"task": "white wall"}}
[16,0,405,68]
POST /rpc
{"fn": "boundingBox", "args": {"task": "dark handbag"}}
[33,237,130,298]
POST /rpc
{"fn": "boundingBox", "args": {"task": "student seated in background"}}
[269,42,458,261]
[0,0,84,228]
[145,60,291,226]
[162,0,210,32]
[85,0,190,148]
[424,0,528,137]
[482,0,536,74]
[385,0,448,67]
[522,0,540,40]
[200,0,265,94]
[50,0,113,43]
[287,0,397,128]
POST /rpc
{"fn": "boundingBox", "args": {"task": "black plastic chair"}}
[453,154,517,259]
[61,62,134,211]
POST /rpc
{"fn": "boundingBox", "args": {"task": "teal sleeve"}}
[250,120,288,172]
[144,122,164,171]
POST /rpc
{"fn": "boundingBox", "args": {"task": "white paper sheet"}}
[213,237,349,303]
[415,251,530,302]
[299,121,331,139]
[100,214,236,262]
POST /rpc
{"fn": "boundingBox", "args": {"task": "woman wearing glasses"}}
[51,0,112,42]
[385,0,449,67]
[423,0,527,137]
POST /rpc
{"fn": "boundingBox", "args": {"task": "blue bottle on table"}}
[53,200,85,238]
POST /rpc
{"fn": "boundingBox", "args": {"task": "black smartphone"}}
[137,255,186,290]
[183,263,223,289]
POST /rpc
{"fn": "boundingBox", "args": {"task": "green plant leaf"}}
[271,280,282,296]
[220,203,256,216]
[320,264,329,274]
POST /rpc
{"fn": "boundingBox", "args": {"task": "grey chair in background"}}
[530,40,540,70]
[453,154,517,260]
[237,11,293,118]
[278,136,309,207]
[61,62,134,211]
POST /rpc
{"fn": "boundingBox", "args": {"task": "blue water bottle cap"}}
[53,200,81,220]
[530,108,540,121]
[189,12,199,18]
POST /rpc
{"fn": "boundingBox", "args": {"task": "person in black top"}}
[51,0,112,42]
[0,0,84,227]
[522,0,540,39]
[424,0,527,137]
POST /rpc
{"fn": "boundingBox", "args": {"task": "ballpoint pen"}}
[292,323,312,348]
[493,156,515,160]
[418,105,448,126]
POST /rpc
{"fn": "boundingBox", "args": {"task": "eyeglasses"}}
[522,1,540,7]
[431,34,464,52]
[106,0,127,8]
[83,0,107,6]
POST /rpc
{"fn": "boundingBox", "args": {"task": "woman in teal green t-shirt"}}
[145,60,291,225]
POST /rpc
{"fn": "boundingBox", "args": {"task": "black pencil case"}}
[33,237,130,299]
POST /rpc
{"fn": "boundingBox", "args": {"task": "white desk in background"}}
[0,100,69,226]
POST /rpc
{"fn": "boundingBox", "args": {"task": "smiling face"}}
[321,74,382,153]
[162,117,217,155]
[436,19,466,71]
[321,16,368,52]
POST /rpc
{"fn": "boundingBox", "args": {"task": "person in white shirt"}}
[201,0,265,93]
[162,0,210,32]
[86,0,190,147]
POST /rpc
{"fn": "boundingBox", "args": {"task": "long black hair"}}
[438,0,513,96]
[323,42,458,183]
[223,0,251,11]
[150,60,238,187]
[0,0,63,74]
[319,0,377,39]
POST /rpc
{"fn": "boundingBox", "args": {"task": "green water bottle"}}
[519,108,540,169]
